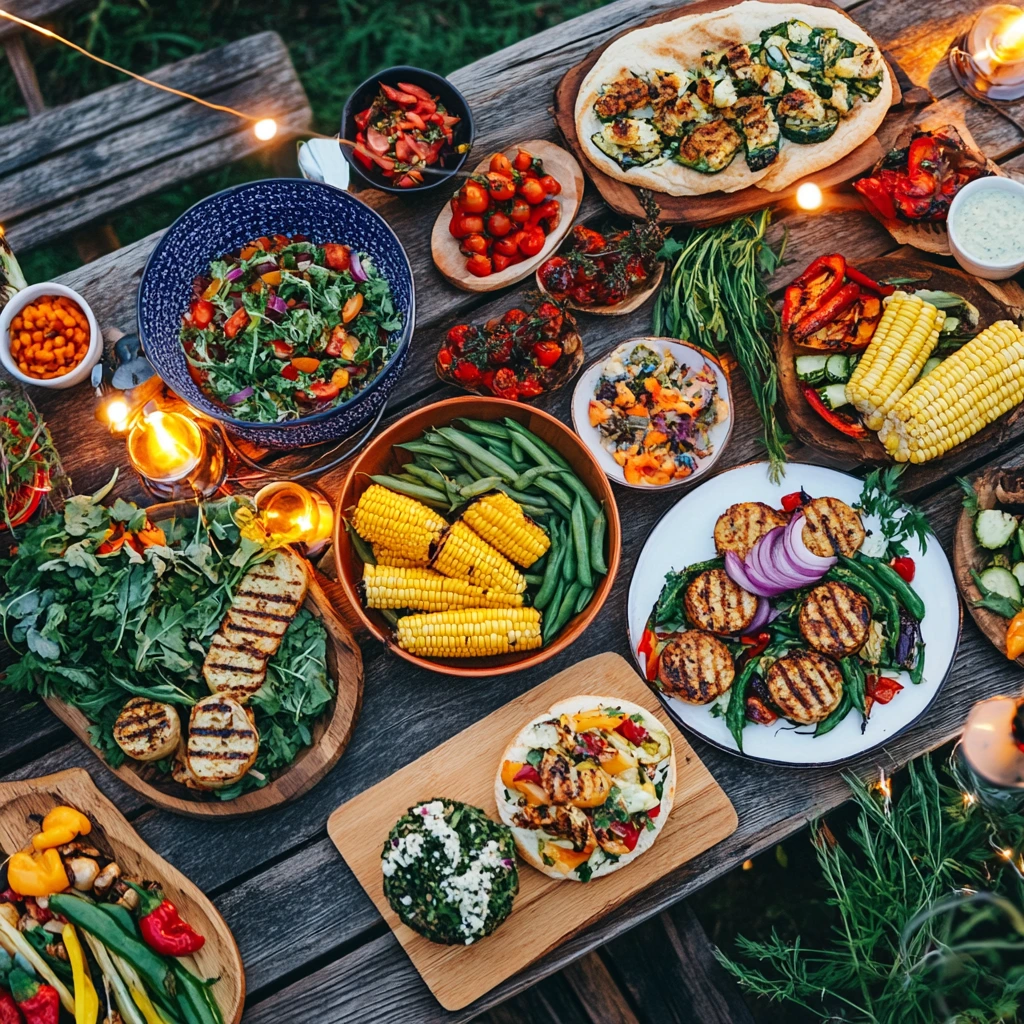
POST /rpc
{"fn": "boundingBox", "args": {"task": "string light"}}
[253,118,279,141]
[796,181,824,211]
[962,791,977,807]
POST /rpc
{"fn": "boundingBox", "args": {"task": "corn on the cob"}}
[352,485,446,563]
[879,320,1024,464]
[462,491,550,568]
[396,607,542,657]
[432,521,527,594]
[371,543,428,569]
[845,292,945,430]
[362,563,523,611]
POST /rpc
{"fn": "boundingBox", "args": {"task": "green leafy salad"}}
[181,233,403,423]
[0,484,334,799]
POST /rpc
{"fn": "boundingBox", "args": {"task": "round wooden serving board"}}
[536,260,664,316]
[0,768,245,1022]
[44,502,363,819]
[777,256,1017,469]
[430,139,584,292]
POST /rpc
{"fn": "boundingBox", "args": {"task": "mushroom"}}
[65,856,100,891]
[94,862,121,897]
[114,884,139,912]
[995,473,1024,510]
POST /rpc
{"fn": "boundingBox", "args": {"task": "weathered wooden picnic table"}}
[4,0,1024,1019]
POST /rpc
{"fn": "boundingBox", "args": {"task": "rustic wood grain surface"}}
[4,0,1024,1020]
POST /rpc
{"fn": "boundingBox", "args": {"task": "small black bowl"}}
[341,65,474,195]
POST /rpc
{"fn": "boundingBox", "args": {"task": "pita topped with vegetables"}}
[495,696,675,882]
[574,1,891,196]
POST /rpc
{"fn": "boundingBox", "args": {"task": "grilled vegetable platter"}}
[776,252,1023,466]
[627,461,959,765]
[0,487,356,813]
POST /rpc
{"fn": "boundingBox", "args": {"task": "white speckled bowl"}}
[947,176,1024,280]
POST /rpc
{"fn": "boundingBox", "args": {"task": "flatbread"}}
[494,695,676,881]
[574,1,892,197]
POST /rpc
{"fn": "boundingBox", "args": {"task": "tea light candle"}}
[255,481,334,550]
[952,5,1024,101]
[128,409,204,483]
[959,695,1024,811]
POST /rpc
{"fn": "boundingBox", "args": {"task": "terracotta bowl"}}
[333,396,621,677]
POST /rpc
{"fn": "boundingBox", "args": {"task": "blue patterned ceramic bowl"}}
[137,178,415,448]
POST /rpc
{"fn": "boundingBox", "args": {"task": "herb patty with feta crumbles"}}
[382,799,519,944]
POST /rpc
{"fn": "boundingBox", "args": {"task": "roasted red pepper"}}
[865,674,904,717]
[0,991,22,1024]
[792,282,862,340]
[615,717,650,747]
[780,490,806,512]
[782,254,846,330]
[800,383,869,439]
[638,627,660,682]
[740,631,772,658]
[513,764,542,785]
[8,971,57,1024]
[843,266,895,297]
[853,174,899,221]
[129,883,206,957]
[610,820,642,852]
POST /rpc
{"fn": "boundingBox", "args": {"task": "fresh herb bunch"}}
[856,465,933,558]
[718,757,1024,1023]
[653,209,788,480]
[0,490,334,799]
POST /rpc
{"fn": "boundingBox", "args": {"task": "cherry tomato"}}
[491,367,519,400]
[466,253,493,277]
[492,253,512,273]
[510,197,531,224]
[486,173,516,202]
[271,339,294,359]
[517,375,544,399]
[309,380,341,401]
[446,323,476,350]
[281,364,300,381]
[890,556,916,583]
[486,212,512,237]
[449,214,472,239]
[531,198,560,232]
[453,361,482,385]
[513,149,533,172]
[493,235,520,257]
[518,227,546,257]
[461,214,485,235]
[489,153,513,176]
[322,244,351,272]
[780,490,806,512]
[437,347,454,370]
[538,174,561,195]
[532,341,562,367]
[223,307,249,339]
[460,233,490,256]
[519,178,546,205]
[190,299,214,328]
[536,301,564,338]
[502,308,529,329]
[460,182,490,214]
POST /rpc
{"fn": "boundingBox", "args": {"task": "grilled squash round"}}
[112,697,181,763]
[685,569,759,635]
[800,497,865,558]
[798,581,871,656]
[714,502,790,560]
[657,630,735,704]
[766,650,844,725]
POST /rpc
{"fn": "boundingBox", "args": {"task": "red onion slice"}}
[724,550,759,593]
[349,252,369,283]
[226,385,254,405]
[746,597,771,633]
[741,531,791,597]
[784,513,837,574]
[225,266,245,282]
[767,526,823,588]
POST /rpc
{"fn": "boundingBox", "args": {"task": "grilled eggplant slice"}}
[798,581,871,656]
[685,569,760,636]
[801,496,865,558]
[675,119,743,173]
[714,501,790,560]
[766,650,844,724]
[657,630,735,704]
[729,95,780,170]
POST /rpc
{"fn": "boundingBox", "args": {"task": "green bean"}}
[369,475,448,506]
[521,504,552,518]
[910,643,926,685]
[575,585,594,615]
[556,469,601,521]
[456,418,511,440]
[345,522,376,565]
[571,497,593,588]
[544,582,581,644]
[404,464,447,489]
[534,525,565,611]
[532,475,574,509]
[454,453,479,478]
[562,515,576,580]
[485,438,518,463]
[397,440,453,459]
[590,508,608,575]
[504,418,571,469]
[726,659,758,751]
[455,473,474,488]
[460,475,502,498]
[524,573,544,587]
[814,690,853,736]
[856,554,926,620]
[511,438,526,462]
[413,454,459,473]
[839,657,867,716]
[493,482,551,510]
[437,427,518,481]
[513,464,561,490]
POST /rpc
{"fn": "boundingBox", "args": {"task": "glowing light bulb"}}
[796,182,823,211]
[254,118,278,141]
[105,397,130,431]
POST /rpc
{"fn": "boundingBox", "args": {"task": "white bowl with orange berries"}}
[0,282,102,389]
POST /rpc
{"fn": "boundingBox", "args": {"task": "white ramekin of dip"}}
[948,176,1024,280]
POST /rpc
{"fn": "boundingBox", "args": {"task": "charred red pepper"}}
[890,556,916,583]
[129,883,206,957]
[843,266,895,297]
[740,631,772,658]
[780,490,807,512]
[615,717,650,747]
[513,764,542,785]
[8,971,57,1024]
[865,674,904,717]
[609,820,642,852]
[782,254,845,330]
[800,383,869,439]
[792,282,862,340]
[638,627,660,682]
[0,991,22,1024]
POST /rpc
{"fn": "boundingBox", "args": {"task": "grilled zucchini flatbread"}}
[574,1,891,196]
[202,548,309,702]
[112,697,181,762]
[496,696,675,881]
[185,694,259,790]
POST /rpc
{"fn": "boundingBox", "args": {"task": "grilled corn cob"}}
[432,521,527,594]
[371,543,428,569]
[880,320,1024,463]
[845,291,944,430]
[362,564,523,611]
[462,491,550,568]
[396,607,542,657]
[352,484,446,563]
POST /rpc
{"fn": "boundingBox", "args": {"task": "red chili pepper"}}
[781,254,846,330]
[844,266,895,297]
[8,971,57,1024]
[740,631,772,658]
[615,717,650,747]
[0,991,23,1024]
[792,282,862,340]
[800,383,869,439]
[128,883,206,957]
[890,556,916,583]
[780,490,805,512]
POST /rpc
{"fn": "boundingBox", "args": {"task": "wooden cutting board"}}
[327,652,737,1011]
[551,0,906,226]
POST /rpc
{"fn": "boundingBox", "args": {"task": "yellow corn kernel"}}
[462,491,550,568]
[396,607,543,657]
[431,521,526,594]
[371,543,429,569]
[362,563,523,611]
[352,485,446,563]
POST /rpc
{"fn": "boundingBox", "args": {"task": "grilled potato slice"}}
[657,630,735,704]
[766,650,843,725]
[685,569,759,635]
[112,697,181,762]
[185,694,259,790]
[202,549,308,702]
[714,501,790,560]
[799,581,871,656]
[801,497,865,558]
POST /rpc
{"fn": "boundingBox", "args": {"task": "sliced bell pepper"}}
[1006,608,1024,660]
[792,282,862,340]
[782,254,845,330]
[844,266,895,296]
[853,174,899,221]
[800,383,869,439]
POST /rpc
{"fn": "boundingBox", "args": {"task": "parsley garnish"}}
[857,465,932,557]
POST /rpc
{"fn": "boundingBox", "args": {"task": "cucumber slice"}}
[824,354,851,383]
[817,383,850,410]
[978,566,1022,604]
[1018,523,1024,558]
[974,508,1018,550]
[919,356,942,379]
[795,354,828,384]
[1012,563,1024,589]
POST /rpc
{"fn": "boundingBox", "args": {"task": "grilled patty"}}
[799,581,871,656]
[766,651,844,725]
[685,569,759,635]
[714,502,790,560]
[112,697,181,762]
[801,497,865,558]
[186,695,259,790]
[657,630,735,704]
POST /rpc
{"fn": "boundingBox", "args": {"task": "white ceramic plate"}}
[570,338,733,491]
[626,461,961,766]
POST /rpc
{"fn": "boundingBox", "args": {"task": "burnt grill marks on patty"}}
[714,501,790,560]
[766,651,843,725]
[800,497,865,558]
[657,630,735,704]
[685,569,758,635]
[799,581,871,656]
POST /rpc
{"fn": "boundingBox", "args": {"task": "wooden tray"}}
[776,255,1024,468]
[44,502,363,818]
[327,652,737,1011]
[0,768,245,1022]
[551,0,904,226]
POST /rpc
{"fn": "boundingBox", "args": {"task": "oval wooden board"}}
[430,139,584,292]
[535,260,664,316]
[44,502,363,818]
[0,768,245,1021]
[776,255,1018,469]
[953,465,1024,667]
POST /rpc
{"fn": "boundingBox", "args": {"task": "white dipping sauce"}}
[952,187,1024,264]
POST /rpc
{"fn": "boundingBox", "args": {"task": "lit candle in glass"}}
[952,5,1024,101]
[958,695,1024,811]
[255,481,334,551]
[128,409,204,483]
